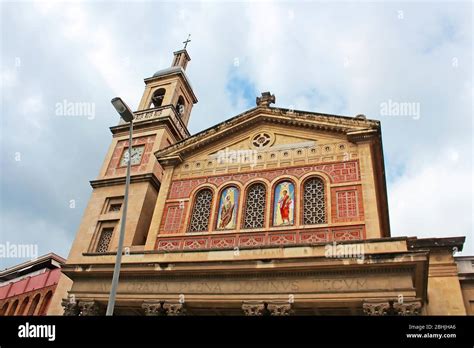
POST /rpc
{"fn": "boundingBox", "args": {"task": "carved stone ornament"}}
[362,301,390,316]
[163,301,186,316]
[267,302,293,316]
[78,300,104,316]
[242,301,266,316]
[61,298,80,316]
[393,300,422,316]
[142,301,166,316]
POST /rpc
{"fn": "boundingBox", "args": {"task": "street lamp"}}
[106,97,134,316]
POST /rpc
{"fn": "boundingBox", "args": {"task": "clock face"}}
[120,145,145,166]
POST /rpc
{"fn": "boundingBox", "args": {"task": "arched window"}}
[176,96,185,116]
[273,181,295,226]
[18,297,29,315]
[28,294,41,315]
[8,299,19,316]
[0,302,9,316]
[151,88,166,108]
[216,186,239,230]
[243,183,266,229]
[38,291,53,316]
[303,177,326,225]
[188,188,213,232]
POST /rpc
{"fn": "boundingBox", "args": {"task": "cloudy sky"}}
[1,0,472,268]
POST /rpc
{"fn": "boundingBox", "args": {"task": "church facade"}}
[48,48,471,316]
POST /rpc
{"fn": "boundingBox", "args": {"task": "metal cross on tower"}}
[183,34,191,49]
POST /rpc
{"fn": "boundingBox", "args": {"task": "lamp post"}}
[106,97,135,316]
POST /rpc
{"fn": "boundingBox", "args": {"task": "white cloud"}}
[17,95,45,136]
[0,68,18,89]
[389,150,473,254]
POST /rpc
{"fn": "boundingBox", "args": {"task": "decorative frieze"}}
[168,160,361,200]
[133,109,163,122]
[156,226,364,252]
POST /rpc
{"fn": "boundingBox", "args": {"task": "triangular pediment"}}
[156,106,380,164]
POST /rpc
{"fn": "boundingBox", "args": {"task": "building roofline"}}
[407,236,465,251]
[0,253,66,279]
[155,105,380,159]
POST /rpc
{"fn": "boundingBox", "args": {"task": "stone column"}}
[78,300,105,316]
[163,301,186,316]
[362,300,390,316]
[393,299,422,316]
[267,302,293,316]
[142,301,165,316]
[242,301,266,316]
[61,299,80,316]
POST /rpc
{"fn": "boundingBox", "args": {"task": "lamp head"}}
[111,97,134,123]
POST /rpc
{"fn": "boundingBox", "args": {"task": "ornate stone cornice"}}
[154,106,380,160]
[158,155,183,167]
[407,236,465,252]
[110,105,190,140]
[65,253,426,281]
[347,129,379,143]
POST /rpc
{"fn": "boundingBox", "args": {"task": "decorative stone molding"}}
[242,301,266,316]
[155,105,379,160]
[163,301,186,316]
[78,300,104,316]
[142,301,165,316]
[362,300,390,316]
[112,105,190,139]
[61,298,80,316]
[267,302,293,316]
[156,225,364,252]
[393,299,422,316]
[133,109,163,122]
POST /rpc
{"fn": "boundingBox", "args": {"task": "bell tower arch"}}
[137,48,197,128]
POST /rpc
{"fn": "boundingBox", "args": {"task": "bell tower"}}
[65,45,198,265]
[137,48,197,128]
